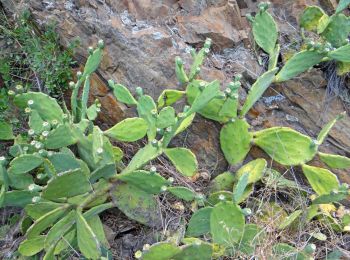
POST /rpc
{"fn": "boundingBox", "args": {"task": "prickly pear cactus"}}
[251,2,278,55]
[253,127,318,166]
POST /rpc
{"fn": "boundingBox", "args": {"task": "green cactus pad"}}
[29,110,44,134]
[123,144,162,174]
[164,148,198,177]
[275,50,325,82]
[317,112,345,145]
[42,168,91,200]
[253,127,317,166]
[45,124,78,149]
[111,83,137,105]
[173,243,213,260]
[189,44,211,80]
[175,57,189,84]
[312,188,349,204]
[25,202,64,220]
[104,117,148,142]
[300,6,326,31]
[175,113,196,135]
[26,205,68,239]
[142,242,182,260]
[186,80,225,122]
[76,211,102,259]
[233,184,253,204]
[112,183,161,227]
[252,8,278,55]
[45,210,75,251]
[336,0,350,13]
[83,47,103,77]
[54,229,76,255]
[48,153,81,173]
[86,103,99,121]
[236,159,267,184]
[3,190,38,207]
[268,44,280,70]
[240,68,278,117]
[302,164,339,195]
[8,154,43,175]
[137,95,158,141]
[18,235,45,256]
[14,92,64,123]
[187,80,221,116]
[273,243,299,259]
[219,97,238,118]
[168,186,196,201]
[117,170,168,194]
[209,172,235,192]
[220,119,252,164]
[89,163,116,183]
[319,152,350,169]
[321,14,350,48]
[328,44,350,62]
[8,172,33,190]
[87,215,109,248]
[210,201,245,246]
[186,207,213,237]
[157,89,185,108]
[278,210,302,230]
[233,172,249,203]
[80,76,91,120]
[207,191,234,206]
[0,121,14,140]
[236,224,264,255]
[157,106,176,129]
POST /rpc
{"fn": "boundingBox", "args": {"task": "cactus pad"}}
[18,236,45,256]
[253,127,318,166]
[164,148,198,177]
[157,89,185,108]
[240,68,278,116]
[157,106,176,129]
[319,152,350,169]
[186,207,213,237]
[0,121,14,140]
[8,154,43,175]
[117,170,168,194]
[110,83,137,105]
[210,201,245,246]
[173,243,213,260]
[45,124,78,149]
[104,118,148,142]
[137,95,158,140]
[236,159,267,184]
[302,164,339,195]
[328,44,350,62]
[168,186,196,201]
[275,51,325,82]
[252,8,278,55]
[300,6,326,31]
[112,183,161,227]
[321,14,350,48]
[142,242,181,260]
[209,172,235,192]
[220,119,252,164]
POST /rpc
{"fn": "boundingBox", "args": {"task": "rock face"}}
[1,0,349,180]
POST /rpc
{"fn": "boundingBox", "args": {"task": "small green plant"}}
[0,9,77,117]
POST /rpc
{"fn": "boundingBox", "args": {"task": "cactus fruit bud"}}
[135,251,142,259]
[98,39,105,49]
[204,38,212,48]
[166,126,172,133]
[8,90,15,96]
[218,194,226,201]
[342,183,349,189]
[96,147,104,154]
[136,87,143,96]
[258,2,270,12]
[25,107,31,113]
[234,74,243,82]
[27,100,34,106]
[183,105,190,113]
[0,156,6,162]
[190,48,196,57]
[150,166,157,174]
[28,184,42,192]
[35,142,42,149]
[196,193,205,201]
[156,128,164,135]
[304,244,316,254]
[310,139,319,149]
[143,244,151,251]
[51,119,58,126]
[168,177,174,183]
[77,71,82,79]
[30,140,36,146]
[196,67,201,74]
[175,56,183,66]
[47,151,54,157]
[151,109,158,117]
[23,146,29,152]
[42,131,49,137]
[246,14,254,23]
[107,79,114,88]
[161,185,167,192]
[69,81,75,89]
[88,46,94,54]
[229,118,236,123]
[177,112,185,118]
[204,48,210,54]
[31,196,41,203]
[242,208,252,216]
[224,88,232,96]
[28,129,35,136]
[15,84,23,91]
[151,139,159,147]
